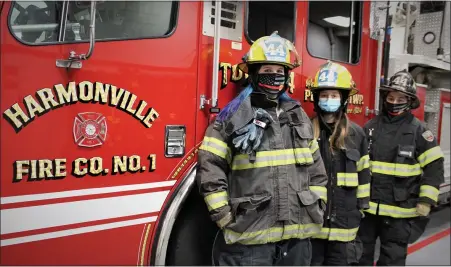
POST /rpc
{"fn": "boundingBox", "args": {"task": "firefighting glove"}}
[416,202,431,217]
[216,211,233,229]
[251,108,274,150]
[232,108,274,154]
[232,123,257,154]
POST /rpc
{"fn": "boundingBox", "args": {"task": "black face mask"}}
[256,73,286,99]
[384,101,409,114]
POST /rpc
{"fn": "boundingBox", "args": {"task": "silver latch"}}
[165,125,186,158]
[365,107,379,117]
[200,95,211,110]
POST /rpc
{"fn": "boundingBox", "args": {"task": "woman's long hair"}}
[312,111,349,151]
[216,84,297,122]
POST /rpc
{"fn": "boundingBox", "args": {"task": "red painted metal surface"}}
[1,1,379,265]
[412,84,427,122]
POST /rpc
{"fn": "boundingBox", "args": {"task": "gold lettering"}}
[126,94,138,114]
[13,160,29,182]
[94,82,109,103]
[128,155,141,172]
[73,158,88,177]
[89,157,103,175]
[54,159,66,178]
[55,82,78,105]
[119,90,131,109]
[38,159,53,179]
[24,95,45,119]
[36,88,60,110]
[148,154,156,171]
[304,89,314,102]
[79,81,94,102]
[134,100,148,120]
[288,72,295,94]
[231,64,243,81]
[113,156,127,174]
[30,160,37,179]
[219,62,232,89]
[142,108,159,128]
[3,103,30,131]
[110,86,125,106]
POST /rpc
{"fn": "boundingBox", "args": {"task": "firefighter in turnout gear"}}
[357,70,445,266]
[196,32,329,266]
[309,62,371,266]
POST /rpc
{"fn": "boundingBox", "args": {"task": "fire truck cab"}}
[0,1,449,265]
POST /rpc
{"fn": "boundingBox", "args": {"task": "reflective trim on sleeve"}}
[357,155,370,172]
[364,201,418,218]
[310,186,327,202]
[356,183,370,198]
[200,136,231,162]
[337,172,358,187]
[419,185,439,203]
[370,161,422,177]
[309,139,319,154]
[417,146,444,168]
[223,223,322,245]
[232,148,313,170]
[204,191,229,211]
[312,227,359,242]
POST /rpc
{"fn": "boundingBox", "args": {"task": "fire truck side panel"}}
[1,1,201,265]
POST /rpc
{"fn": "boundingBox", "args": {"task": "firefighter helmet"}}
[380,70,420,109]
[310,61,359,96]
[237,32,301,73]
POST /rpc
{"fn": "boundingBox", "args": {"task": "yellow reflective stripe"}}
[419,185,439,202]
[313,227,359,242]
[200,136,231,162]
[364,202,417,218]
[370,161,422,177]
[357,155,370,172]
[417,146,444,168]
[356,183,370,198]
[204,191,228,211]
[310,186,327,202]
[223,223,322,245]
[337,172,358,186]
[232,148,313,170]
[309,139,319,154]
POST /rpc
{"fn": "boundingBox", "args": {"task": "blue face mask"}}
[318,98,341,112]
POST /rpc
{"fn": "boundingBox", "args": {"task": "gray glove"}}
[232,108,274,154]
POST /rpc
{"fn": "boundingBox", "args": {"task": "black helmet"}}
[380,70,420,109]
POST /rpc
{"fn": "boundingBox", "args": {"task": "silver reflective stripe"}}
[370,161,421,177]
[200,137,231,161]
[223,223,322,245]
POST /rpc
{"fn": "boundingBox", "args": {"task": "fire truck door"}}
[1,2,198,263]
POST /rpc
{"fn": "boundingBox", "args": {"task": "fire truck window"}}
[8,1,64,44]
[307,1,362,64]
[65,1,176,41]
[246,1,295,43]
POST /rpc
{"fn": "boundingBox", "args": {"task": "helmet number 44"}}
[392,76,408,87]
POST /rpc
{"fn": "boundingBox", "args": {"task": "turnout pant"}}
[357,213,411,266]
[213,232,311,266]
[311,238,363,266]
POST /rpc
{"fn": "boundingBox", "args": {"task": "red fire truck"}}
[1,1,449,265]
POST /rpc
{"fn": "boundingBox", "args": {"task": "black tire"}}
[165,187,220,266]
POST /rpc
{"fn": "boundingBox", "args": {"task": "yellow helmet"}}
[237,32,301,73]
[311,61,358,96]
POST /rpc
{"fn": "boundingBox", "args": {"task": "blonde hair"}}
[312,112,349,151]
